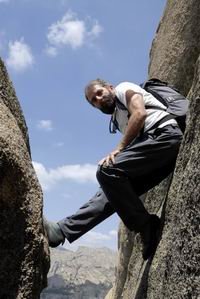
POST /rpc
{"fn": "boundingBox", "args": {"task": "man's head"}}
[85,78,116,114]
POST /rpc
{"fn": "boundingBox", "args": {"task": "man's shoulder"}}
[115,82,141,92]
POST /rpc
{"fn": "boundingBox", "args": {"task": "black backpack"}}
[110,78,189,134]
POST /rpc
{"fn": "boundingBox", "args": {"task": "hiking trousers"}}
[58,124,183,243]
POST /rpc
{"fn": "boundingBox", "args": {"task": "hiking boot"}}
[140,214,161,261]
[43,217,65,248]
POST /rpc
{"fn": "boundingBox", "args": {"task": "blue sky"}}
[0,0,166,250]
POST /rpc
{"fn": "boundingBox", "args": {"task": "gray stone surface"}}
[105,222,135,299]
[0,58,49,298]
[107,0,200,298]
[146,57,200,299]
[41,246,117,299]
[149,0,200,96]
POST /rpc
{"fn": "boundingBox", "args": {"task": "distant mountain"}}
[41,246,117,299]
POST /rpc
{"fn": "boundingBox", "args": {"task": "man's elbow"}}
[129,108,147,122]
[137,110,147,121]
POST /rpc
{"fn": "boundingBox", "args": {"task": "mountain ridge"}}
[41,246,117,299]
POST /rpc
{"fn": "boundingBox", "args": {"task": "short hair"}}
[84,78,110,101]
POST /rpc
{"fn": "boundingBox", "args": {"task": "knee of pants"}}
[96,164,127,184]
[96,165,104,183]
[96,164,114,179]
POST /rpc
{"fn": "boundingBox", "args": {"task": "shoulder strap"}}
[109,97,130,134]
[140,78,169,89]
[109,110,118,134]
[115,97,127,110]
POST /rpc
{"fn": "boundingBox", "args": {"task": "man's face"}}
[86,84,116,114]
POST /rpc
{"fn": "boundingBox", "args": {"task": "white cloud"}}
[61,193,71,199]
[47,11,85,49]
[45,46,58,57]
[63,229,117,251]
[37,120,53,131]
[33,161,97,190]
[46,10,103,54]
[6,38,34,72]
[86,231,111,241]
[109,230,117,237]
[88,22,103,38]
[0,31,6,51]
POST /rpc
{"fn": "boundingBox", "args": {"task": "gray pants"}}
[58,124,183,243]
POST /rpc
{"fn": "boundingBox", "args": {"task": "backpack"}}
[109,78,189,134]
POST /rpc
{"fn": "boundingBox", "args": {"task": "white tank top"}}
[114,82,176,134]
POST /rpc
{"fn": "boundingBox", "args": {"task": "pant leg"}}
[97,124,183,232]
[58,188,115,243]
[58,124,182,242]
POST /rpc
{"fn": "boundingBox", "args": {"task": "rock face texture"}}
[41,247,117,299]
[149,0,200,96]
[0,58,49,298]
[106,0,200,298]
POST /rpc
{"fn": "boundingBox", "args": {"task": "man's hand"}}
[98,148,121,166]
[98,90,146,167]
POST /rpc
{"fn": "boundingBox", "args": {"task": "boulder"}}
[108,0,200,298]
[0,58,49,298]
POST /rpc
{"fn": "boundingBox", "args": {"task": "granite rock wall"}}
[105,0,200,298]
[0,58,49,299]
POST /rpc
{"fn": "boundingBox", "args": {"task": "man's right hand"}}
[98,149,121,167]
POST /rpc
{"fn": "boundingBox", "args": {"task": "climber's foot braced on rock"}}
[140,214,161,261]
[43,217,65,248]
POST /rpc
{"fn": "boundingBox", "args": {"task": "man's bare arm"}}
[117,90,147,150]
[99,89,147,166]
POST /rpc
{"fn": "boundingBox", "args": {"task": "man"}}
[44,79,183,260]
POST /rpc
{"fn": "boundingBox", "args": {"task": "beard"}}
[99,95,116,114]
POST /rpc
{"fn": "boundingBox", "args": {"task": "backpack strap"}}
[115,97,128,110]
[109,110,118,134]
[140,78,168,89]
[109,97,130,134]
[146,114,176,132]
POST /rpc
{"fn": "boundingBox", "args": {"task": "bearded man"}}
[44,78,183,260]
